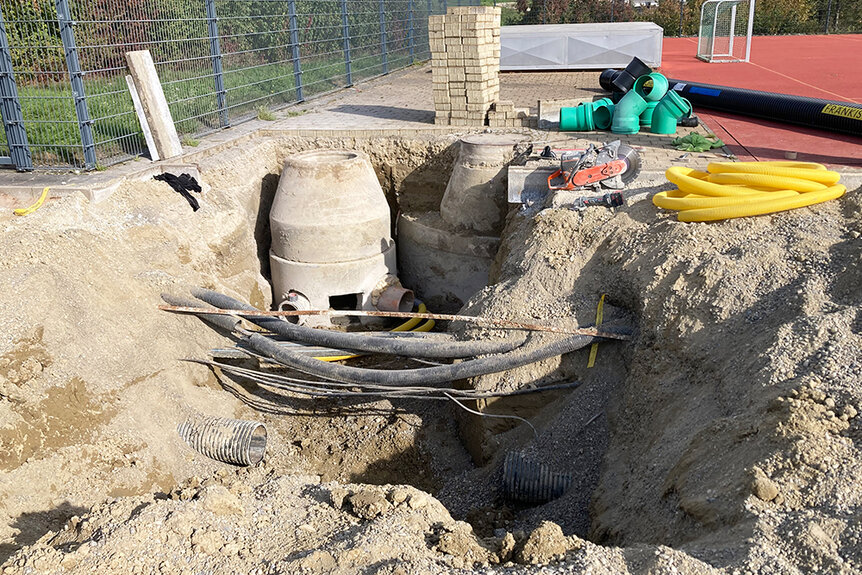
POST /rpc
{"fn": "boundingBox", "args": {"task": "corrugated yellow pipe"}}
[654,189,800,211]
[677,185,845,222]
[706,173,827,192]
[656,161,845,222]
[707,161,841,185]
[392,302,428,331]
[666,167,763,197]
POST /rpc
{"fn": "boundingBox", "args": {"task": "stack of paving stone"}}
[429,6,501,126]
[487,100,537,128]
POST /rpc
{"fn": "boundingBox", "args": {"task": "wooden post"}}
[125,50,183,160]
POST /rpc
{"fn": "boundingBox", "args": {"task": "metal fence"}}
[0,0,478,171]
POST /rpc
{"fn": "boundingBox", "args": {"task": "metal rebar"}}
[159,303,632,340]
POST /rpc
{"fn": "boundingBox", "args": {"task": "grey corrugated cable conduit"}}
[161,294,616,387]
[190,288,528,359]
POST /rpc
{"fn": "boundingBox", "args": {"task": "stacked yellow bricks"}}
[429,7,501,126]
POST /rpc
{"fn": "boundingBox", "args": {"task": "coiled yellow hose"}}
[676,185,845,222]
[707,161,840,184]
[655,161,844,222]
[653,189,800,210]
[706,173,827,192]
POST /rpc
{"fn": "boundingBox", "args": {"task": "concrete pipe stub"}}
[270,149,392,264]
[440,134,527,236]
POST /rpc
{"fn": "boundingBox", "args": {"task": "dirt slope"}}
[0,137,859,574]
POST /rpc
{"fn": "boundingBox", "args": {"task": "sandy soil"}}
[0,133,860,575]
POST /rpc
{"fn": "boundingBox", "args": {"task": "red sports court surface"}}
[658,35,862,167]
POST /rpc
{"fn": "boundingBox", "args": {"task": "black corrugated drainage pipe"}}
[666,79,862,137]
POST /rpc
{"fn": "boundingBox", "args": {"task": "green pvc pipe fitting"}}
[651,89,693,135]
[592,98,615,130]
[640,100,659,127]
[633,72,669,103]
[611,90,648,134]
[560,103,595,131]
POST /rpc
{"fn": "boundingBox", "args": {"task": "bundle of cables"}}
[653,161,845,222]
[307,301,435,362]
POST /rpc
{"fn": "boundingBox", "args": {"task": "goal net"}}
[697,0,755,63]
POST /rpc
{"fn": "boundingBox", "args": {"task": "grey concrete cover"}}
[500,22,663,71]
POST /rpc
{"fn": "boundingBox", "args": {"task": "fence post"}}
[340,0,352,85]
[824,0,832,34]
[205,0,229,127]
[0,8,32,171]
[408,0,415,64]
[287,0,304,101]
[56,0,97,170]
[379,0,388,74]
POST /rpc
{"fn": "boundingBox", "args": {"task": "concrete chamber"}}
[269,149,406,326]
[398,134,524,311]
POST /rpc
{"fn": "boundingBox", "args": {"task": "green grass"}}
[256,105,277,121]
[7,44,422,169]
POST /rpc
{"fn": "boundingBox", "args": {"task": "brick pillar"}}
[429,6,501,126]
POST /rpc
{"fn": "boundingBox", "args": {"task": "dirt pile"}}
[0,465,725,575]
[452,175,862,572]
[0,132,860,574]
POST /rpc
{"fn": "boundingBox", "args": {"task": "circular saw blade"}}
[617,144,641,185]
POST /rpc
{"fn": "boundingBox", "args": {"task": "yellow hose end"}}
[14,187,50,216]
[314,354,363,362]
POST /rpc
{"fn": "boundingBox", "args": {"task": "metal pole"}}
[824,0,832,33]
[379,0,388,74]
[744,0,755,61]
[56,0,97,170]
[0,8,32,171]
[205,0,228,128]
[408,0,415,64]
[287,0,303,101]
[679,0,684,36]
[340,0,352,85]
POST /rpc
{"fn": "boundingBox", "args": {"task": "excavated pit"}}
[211,134,627,537]
[1,132,860,575]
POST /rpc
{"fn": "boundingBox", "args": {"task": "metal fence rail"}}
[0,0,472,171]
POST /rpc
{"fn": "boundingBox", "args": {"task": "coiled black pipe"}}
[162,294,606,386]
[190,288,527,359]
[666,79,862,137]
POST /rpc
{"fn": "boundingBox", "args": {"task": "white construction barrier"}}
[500,22,663,71]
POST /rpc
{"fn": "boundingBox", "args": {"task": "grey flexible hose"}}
[162,294,601,386]
[191,288,528,359]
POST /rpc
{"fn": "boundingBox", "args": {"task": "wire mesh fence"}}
[0,0,475,171]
